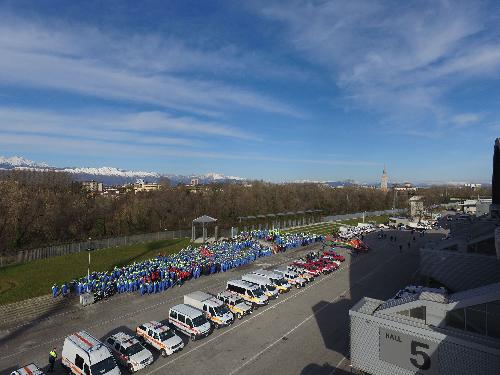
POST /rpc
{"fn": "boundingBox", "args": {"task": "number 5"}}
[410,340,431,370]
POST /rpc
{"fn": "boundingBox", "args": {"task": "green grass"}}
[282,215,390,236]
[337,214,390,226]
[283,222,341,236]
[0,238,190,306]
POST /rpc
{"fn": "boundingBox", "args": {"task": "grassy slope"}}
[283,215,390,236]
[0,238,190,305]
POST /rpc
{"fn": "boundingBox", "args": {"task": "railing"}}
[323,208,406,223]
[0,229,192,267]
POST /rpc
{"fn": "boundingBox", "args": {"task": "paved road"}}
[0,230,442,374]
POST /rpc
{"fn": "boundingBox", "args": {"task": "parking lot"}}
[1,230,442,375]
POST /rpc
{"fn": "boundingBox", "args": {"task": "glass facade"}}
[445,300,500,340]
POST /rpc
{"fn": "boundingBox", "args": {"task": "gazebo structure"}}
[192,215,218,243]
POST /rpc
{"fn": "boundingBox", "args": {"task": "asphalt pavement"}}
[0,229,444,374]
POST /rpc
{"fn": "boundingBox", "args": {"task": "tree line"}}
[0,170,490,253]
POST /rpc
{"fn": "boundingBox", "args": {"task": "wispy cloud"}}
[0,16,304,119]
[0,132,377,169]
[452,113,483,126]
[258,0,500,134]
[0,107,258,146]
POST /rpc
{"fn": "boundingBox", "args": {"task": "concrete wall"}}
[350,309,500,375]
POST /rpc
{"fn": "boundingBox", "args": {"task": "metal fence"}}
[322,208,406,223]
[0,229,192,267]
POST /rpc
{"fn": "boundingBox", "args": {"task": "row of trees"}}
[0,170,490,253]
[0,170,398,252]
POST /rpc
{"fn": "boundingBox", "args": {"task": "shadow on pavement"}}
[301,229,437,374]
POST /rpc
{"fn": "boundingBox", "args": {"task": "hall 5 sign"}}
[379,327,439,374]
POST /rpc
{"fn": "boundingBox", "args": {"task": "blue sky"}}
[0,0,499,182]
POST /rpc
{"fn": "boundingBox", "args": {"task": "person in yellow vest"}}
[48,348,57,372]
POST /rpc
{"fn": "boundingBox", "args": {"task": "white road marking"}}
[146,250,400,375]
[228,252,399,375]
[0,246,316,361]
[329,357,346,375]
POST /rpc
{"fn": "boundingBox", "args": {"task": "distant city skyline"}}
[0,154,489,185]
[0,1,499,182]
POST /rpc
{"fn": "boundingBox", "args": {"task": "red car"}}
[311,260,336,273]
[319,257,340,269]
[323,251,345,262]
[291,262,321,276]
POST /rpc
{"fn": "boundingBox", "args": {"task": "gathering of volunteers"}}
[50,232,319,299]
[246,229,324,252]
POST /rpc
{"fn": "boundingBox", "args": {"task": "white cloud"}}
[0,16,304,118]
[0,132,377,168]
[258,0,500,134]
[0,107,258,144]
[452,113,482,125]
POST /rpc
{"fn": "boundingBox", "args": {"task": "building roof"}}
[409,196,424,201]
[192,215,217,223]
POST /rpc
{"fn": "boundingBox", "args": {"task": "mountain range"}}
[0,156,245,185]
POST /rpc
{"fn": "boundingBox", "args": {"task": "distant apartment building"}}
[82,180,103,193]
[394,182,418,192]
[464,183,482,189]
[133,179,160,193]
[101,187,121,197]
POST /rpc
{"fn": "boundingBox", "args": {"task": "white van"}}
[273,267,307,288]
[226,280,268,308]
[10,364,44,375]
[105,332,153,372]
[184,291,234,328]
[241,273,279,299]
[62,331,120,375]
[168,304,212,341]
[252,269,291,293]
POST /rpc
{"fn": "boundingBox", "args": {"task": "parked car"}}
[136,321,184,357]
[216,291,253,319]
[105,332,153,373]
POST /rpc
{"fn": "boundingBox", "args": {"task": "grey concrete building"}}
[350,283,500,374]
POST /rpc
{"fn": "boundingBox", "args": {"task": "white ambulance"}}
[105,332,153,372]
[10,364,45,375]
[136,321,184,357]
[62,331,120,375]
[226,280,268,308]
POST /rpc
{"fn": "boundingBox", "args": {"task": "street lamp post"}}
[87,237,93,281]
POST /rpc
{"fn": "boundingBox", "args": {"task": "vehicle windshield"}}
[266,285,276,292]
[159,330,176,341]
[274,279,285,286]
[251,288,264,297]
[235,298,244,304]
[192,315,208,327]
[125,343,144,356]
[90,356,118,375]
[213,305,230,316]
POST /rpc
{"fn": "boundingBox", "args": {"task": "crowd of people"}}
[245,229,324,252]
[51,232,319,299]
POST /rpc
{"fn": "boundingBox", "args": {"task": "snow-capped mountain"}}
[62,166,159,178]
[0,155,245,185]
[0,156,49,168]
